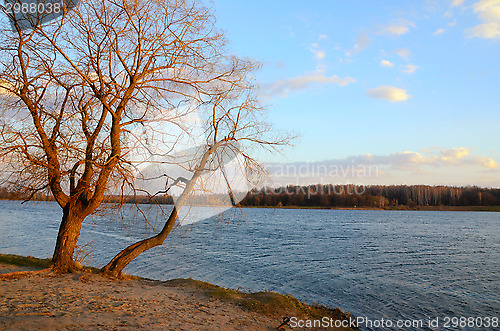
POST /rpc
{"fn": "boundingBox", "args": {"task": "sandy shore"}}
[0,262,351,330]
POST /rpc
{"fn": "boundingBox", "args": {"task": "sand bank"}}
[0,260,352,330]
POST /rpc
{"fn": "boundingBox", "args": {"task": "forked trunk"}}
[52,203,85,273]
[101,207,179,277]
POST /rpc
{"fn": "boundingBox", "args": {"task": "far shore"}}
[1,197,500,212]
[238,205,500,212]
[0,254,356,330]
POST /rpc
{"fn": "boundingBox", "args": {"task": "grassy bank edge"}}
[0,253,357,330]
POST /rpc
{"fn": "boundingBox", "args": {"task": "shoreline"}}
[0,254,355,330]
[238,204,500,212]
[3,198,499,212]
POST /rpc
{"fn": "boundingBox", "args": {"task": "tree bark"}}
[52,202,86,273]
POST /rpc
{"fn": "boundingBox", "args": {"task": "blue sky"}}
[207,0,500,187]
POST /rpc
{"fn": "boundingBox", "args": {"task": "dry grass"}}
[0,254,52,268]
[164,278,356,329]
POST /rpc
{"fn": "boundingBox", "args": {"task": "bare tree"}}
[0,0,288,273]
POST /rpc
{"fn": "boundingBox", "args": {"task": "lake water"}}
[0,200,499,330]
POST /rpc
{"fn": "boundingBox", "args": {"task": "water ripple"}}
[0,201,499,330]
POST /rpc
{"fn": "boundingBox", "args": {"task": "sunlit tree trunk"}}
[52,202,86,272]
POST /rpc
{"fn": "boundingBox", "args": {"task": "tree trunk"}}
[101,145,215,278]
[101,207,178,277]
[52,202,85,273]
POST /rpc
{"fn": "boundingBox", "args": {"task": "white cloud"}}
[473,0,500,15]
[377,19,415,36]
[451,0,465,7]
[310,43,326,60]
[345,34,371,56]
[433,28,445,35]
[264,72,355,97]
[312,49,326,60]
[397,147,499,169]
[466,0,500,39]
[380,60,394,67]
[395,48,411,61]
[383,147,498,169]
[445,0,465,18]
[466,22,500,38]
[318,34,328,40]
[365,86,411,102]
[401,64,419,74]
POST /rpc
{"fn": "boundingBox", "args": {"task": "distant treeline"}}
[3,185,500,209]
[0,187,54,201]
[239,185,500,209]
[0,188,175,205]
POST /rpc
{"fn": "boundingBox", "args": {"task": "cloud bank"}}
[264,147,499,186]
